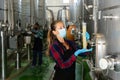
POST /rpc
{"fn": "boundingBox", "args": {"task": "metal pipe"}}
[27,44,30,61]
[1,31,6,80]
[8,0,15,36]
[30,0,35,25]
[8,0,11,29]
[43,0,46,27]
[18,0,22,19]
[10,0,14,35]
[93,0,98,33]
[46,8,54,29]
[16,52,20,70]
[46,5,70,7]
[99,5,120,11]
[35,0,39,21]
[4,0,8,23]
[82,0,85,22]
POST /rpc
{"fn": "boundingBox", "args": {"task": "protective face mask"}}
[58,28,66,38]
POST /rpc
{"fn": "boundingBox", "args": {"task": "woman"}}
[47,20,92,80]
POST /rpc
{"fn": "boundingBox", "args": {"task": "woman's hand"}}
[74,48,93,56]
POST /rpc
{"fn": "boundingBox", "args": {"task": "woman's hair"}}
[46,20,63,55]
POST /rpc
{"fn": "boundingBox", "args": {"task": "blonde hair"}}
[46,20,63,55]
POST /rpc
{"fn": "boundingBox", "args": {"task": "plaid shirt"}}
[32,29,43,51]
[50,39,77,69]
[31,29,43,39]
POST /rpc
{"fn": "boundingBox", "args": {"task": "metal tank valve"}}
[99,55,120,72]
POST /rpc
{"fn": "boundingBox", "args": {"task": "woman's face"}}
[55,22,64,31]
[53,22,65,36]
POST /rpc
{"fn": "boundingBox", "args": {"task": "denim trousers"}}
[32,50,42,66]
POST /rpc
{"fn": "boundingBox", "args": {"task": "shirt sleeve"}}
[37,30,43,39]
[50,44,76,69]
[33,30,43,39]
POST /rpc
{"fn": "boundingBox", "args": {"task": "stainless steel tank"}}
[69,0,94,34]
[69,0,82,23]
[0,0,4,20]
[0,32,1,79]
[46,8,54,29]
[98,0,120,55]
[97,0,120,80]
[57,6,70,27]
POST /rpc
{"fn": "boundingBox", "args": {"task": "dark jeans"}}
[53,69,75,80]
[32,50,42,66]
[53,65,75,80]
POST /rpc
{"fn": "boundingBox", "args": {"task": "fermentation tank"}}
[97,0,120,80]
[69,0,94,34]
[98,0,120,55]
[57,6,70,27]
[69,0,82,23]
[0,0,5,79]
[0,0,4,20]
[0,32,1,79]
[46,8,54,29]
[69,0,120,80]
